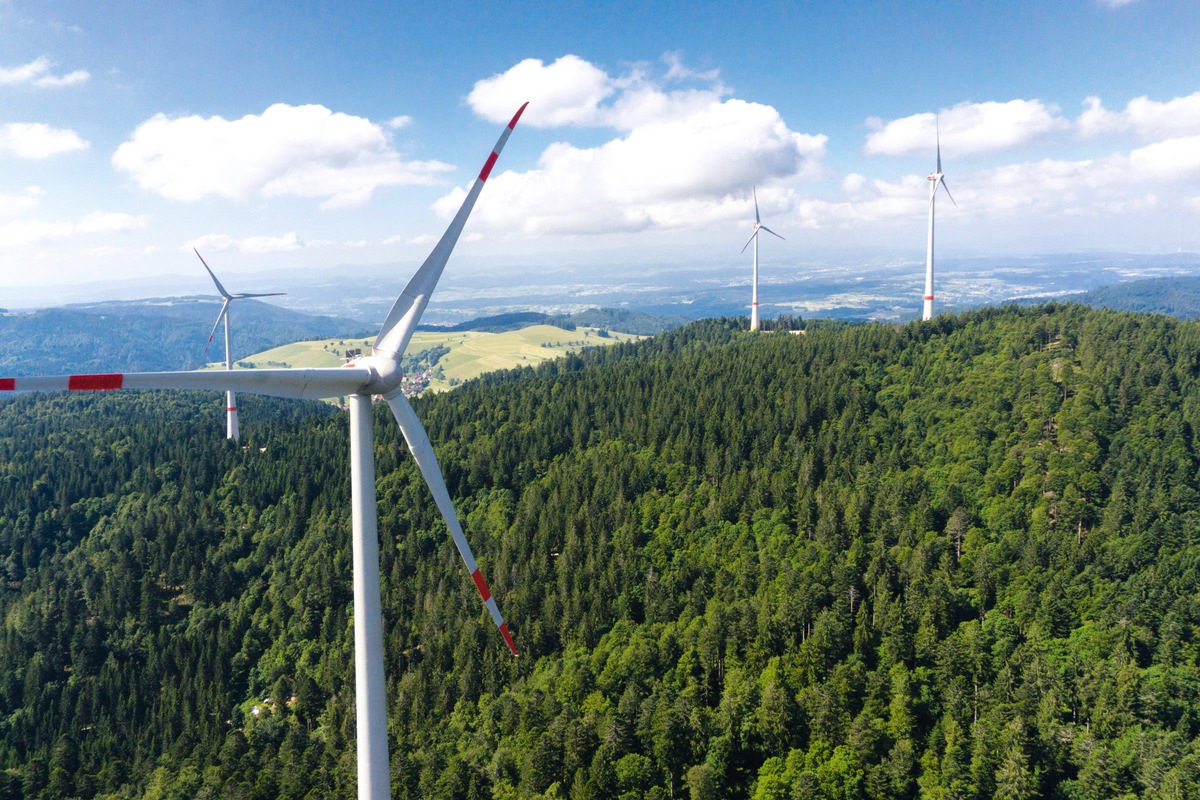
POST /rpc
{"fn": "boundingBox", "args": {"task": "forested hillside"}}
[1064,276,1200,320]
[0,299,369,376]
[2,304,1200,799]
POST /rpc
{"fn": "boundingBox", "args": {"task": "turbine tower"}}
[923,119,956,321]
[741,187,784,331]
[2,102,528,800]
[195,249,285,440]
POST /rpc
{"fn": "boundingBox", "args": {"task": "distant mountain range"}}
[418,307,689,336]
[1038,275,1200,319]
[4,275,1200,378]
[0,297,371,376]
[0,300,686,377]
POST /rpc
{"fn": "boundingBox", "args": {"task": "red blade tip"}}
[499,623,518,657]
[508,102,529,130]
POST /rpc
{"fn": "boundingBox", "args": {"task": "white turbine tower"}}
[923,118,956,321]
[741,187,784,331]
[195,249,286,441]
[1,102,528,800]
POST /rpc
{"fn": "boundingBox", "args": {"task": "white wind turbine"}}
[741,187,784,331]
[1,102,528,800]
[923,118,956,321]
[195,249,286,440]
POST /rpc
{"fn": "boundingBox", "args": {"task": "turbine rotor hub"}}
[350,353,403,396]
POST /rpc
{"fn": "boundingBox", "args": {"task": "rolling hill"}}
[234,324,642,394]
[0,297,371,376]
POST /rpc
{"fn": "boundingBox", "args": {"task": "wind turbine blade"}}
[936,115,942,174]
[939,177,957,207]
[759,225,785,241]
[753,186,761,225]
[385,393,518,656]
[374,103,528,363]
[194,249,232,299]
[1,367,373,400]
[203,300,230,356]
[231,292,287,299]
[740,229,759,254]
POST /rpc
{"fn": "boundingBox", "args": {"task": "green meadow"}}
[220,324,641,393]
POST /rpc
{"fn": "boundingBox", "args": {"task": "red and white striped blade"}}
[1,366,372,400]
[373,103,528,363]
[385,392,518,656]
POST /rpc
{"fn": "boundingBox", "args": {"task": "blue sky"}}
[2,0,1199,294]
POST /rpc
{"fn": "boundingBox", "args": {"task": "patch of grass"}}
[217,325,640,395]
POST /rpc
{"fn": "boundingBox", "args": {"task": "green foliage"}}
[2,304,1200,799]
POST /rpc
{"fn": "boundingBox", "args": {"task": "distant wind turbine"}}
[741,188,784,332]
[195,249,286,440]
[923,118,956,321]
[2,102,529,800]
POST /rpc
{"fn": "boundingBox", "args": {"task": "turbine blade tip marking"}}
[499,623,518,656]
[924,295,934,301]
[508,102,529,130]
[68,374,123,391]
[470,568,491,602]
[0,378,14,391]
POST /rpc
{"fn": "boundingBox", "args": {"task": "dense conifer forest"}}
[2,304,1199,799]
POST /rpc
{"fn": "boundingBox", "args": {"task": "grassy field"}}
[220,324,640,394]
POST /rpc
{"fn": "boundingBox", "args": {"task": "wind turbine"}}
[740,187,784,331]
[1,102,528,800]
[195,249,286,440]
[923,118,956,321]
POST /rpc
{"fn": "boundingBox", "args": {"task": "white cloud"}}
[382,233,437,246]
[452,55,825,236]
[1128,135,1200,180]
[1097,0,1137,7]
[0,123,89,158]
[185,232,301,254]
[76,212,149,233]
[467,55,615,128]
[0,209,143,249]
[1079,92,1200,140]
[0,219,73,248]
[0,186,45,216]
[0,56,90,88]
[864,99,1070,157]
[113,103,453,209]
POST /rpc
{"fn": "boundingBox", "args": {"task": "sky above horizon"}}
[2,0,1200,294]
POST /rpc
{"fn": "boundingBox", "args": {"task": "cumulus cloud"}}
[0,122,89,158]
[0,186,45,216]
[452,54,824,236]
[0,56,90,88]
[468,55,615,128]
[0,210,146,249]
[382,233,437,246]
[800,130,1200,233]
[864,99,1070,157]
[113,104,453,209]
[1079,92,1200,140]
[76,212,149,233]
[185,232,301,254]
